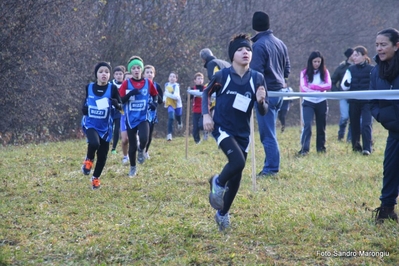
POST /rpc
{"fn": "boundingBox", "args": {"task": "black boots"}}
[374,206,398,224]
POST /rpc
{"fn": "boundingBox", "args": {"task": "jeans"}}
[256,96,283,174]
[300,100,327,153]
[349,101,372,152]
[380,135,399,206]
[338,99,351,141]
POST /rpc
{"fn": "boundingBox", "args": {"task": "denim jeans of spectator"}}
[338,99,351,141]
[380,135,399,206]
[256,96,283,174]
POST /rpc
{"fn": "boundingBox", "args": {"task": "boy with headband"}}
[202,34,269,231]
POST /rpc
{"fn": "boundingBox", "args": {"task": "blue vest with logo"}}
[124,79,150,129]
[82,82,113,141]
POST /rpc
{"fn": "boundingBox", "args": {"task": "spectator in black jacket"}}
[331,48,354,142]
[370,28,399,224]
[341,46,374,155]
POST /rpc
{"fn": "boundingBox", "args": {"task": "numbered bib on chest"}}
[232,93,250,112]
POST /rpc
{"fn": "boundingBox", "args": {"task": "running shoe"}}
[129,166,137,178]
[215,211,230,231]
[82,158,93,175]
[208,175,227,210]
[91,177,101,189]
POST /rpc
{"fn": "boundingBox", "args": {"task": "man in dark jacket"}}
[331,48,354,141]
[199,48,231,81]
[250,11,290,177]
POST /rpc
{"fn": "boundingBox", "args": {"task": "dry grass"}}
[1,122,398,265]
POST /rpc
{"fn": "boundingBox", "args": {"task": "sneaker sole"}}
[208,177,224,210]
[82,167,90,175]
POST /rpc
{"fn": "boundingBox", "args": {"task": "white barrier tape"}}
[282,96,300,100]
[269,90,399,100]
[188,89,399,100]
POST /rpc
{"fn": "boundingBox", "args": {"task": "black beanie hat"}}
[228,37,252,62]
[252,11,270,31]
[344,48,354,59]
[94,61,111,79]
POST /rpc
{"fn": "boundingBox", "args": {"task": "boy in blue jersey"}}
[202,34,269,231]
[81,62,122,189]
[110,65,125,154]
[119,56,159,177]
[143,65,163,159]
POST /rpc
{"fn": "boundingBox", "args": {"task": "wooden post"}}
[250,109,256,192]
[185,89,190,159]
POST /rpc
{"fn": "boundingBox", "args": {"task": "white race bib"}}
[232,93,250,112]
[96,98,109,110]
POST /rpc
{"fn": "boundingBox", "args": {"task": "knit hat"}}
[199,48,213,60]
[344,48,354,59]
[94,62,111,79]
[228,36,252,62]
[252,11,270,31]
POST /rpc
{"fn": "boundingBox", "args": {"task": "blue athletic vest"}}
[111,79,122,119]
[147,81,158,124]
[124,79,150,128]
[82,82,113,141]
[213,68,257,139]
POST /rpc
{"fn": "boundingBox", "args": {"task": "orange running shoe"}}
[82,158,93,175]
[91,177,101,189]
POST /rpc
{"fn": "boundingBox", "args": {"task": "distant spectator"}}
[298,51,332,155]
[341,46,373,155]
[331,48,354,142]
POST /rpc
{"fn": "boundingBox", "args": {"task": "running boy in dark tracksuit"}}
[202,34,269,231]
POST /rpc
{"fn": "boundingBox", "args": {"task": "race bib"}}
[232,93,250,112]
[96,98,109,110]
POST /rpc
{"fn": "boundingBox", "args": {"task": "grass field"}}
[1,122,398,265]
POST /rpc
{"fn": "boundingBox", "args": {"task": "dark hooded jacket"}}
[203,55,231,81]
[250,30,290,91]
[370,56,399,138]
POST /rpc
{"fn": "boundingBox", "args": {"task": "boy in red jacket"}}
[188,72,206,144]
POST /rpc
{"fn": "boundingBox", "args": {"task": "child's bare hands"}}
[256,86,266,103]
[203,114,214,132]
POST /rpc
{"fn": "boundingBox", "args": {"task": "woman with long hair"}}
[298,51,332,155]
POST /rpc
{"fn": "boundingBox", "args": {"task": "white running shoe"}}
[122,156,129,165]
[167,134,172,141]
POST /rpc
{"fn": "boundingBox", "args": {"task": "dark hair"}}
[228,33,252,62]
[353,45,371,64]
[376,28,399,82]
[305,51,327,83]
[113,65,125,73]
